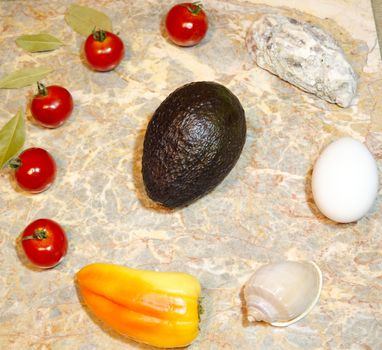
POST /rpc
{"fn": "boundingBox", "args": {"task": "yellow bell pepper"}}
[76,263,201,348]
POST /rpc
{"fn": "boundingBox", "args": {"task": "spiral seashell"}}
[243,260,322,327]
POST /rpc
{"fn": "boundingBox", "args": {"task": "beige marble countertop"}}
[372,0,382,56]
[0,1,381,349]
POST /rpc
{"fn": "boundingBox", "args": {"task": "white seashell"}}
[243,261,322,327]
[246,14,357,107]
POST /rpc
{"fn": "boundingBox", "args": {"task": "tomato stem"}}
[183,2,203,16]
[37,81,48,97]
[93,29,107,42]
[8,157,22,169]
[22,229,48,241]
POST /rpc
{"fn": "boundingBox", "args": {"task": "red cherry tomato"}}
[84,30,125,71]
[21,218,68,269]
[165,2,208,47]
[31,82,74,128]
[10,148,57,194]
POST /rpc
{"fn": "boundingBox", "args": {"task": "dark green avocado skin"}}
[142,81,246,208]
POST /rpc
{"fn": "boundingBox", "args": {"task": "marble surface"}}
[371,0,382,57]
[0,1,381,349]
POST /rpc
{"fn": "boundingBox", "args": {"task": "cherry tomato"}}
[31,82,73,128]
[84,30,125,71]
[21,218,68,269]
[10,147,57,194]
[165,2,208,47]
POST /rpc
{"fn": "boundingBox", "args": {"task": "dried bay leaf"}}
[16,33,63,52]
[0,108,25,169]
[65,3,112,36]
[0,67,52,89]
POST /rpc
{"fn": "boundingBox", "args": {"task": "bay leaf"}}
[0,108,25,169]
[16,33,63,52]
[65,3,112,36]
[0,67,52,89]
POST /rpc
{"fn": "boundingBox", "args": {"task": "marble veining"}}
[0,0,381,349]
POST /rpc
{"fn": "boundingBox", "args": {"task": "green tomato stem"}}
[22,229,48,241]
[187,2,203,16]
[8,157,22,169]
[92,29,106,42]
[37,81,48,96]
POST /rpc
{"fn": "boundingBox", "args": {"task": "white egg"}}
[312,137,379,223]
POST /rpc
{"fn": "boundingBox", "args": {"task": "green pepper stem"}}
[198,297,204,322]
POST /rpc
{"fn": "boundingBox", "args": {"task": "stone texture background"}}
[371,0,382,57]
[0,1,381,349]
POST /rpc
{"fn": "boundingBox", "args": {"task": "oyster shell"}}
[243,261,322,327]
[246,14,357,108]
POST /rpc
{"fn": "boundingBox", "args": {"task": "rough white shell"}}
[246,14,357,107]
[243,261,322,327]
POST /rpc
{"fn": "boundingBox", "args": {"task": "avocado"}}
[142,81,246,208]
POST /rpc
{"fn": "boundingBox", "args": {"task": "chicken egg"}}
[312,137,378,223]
